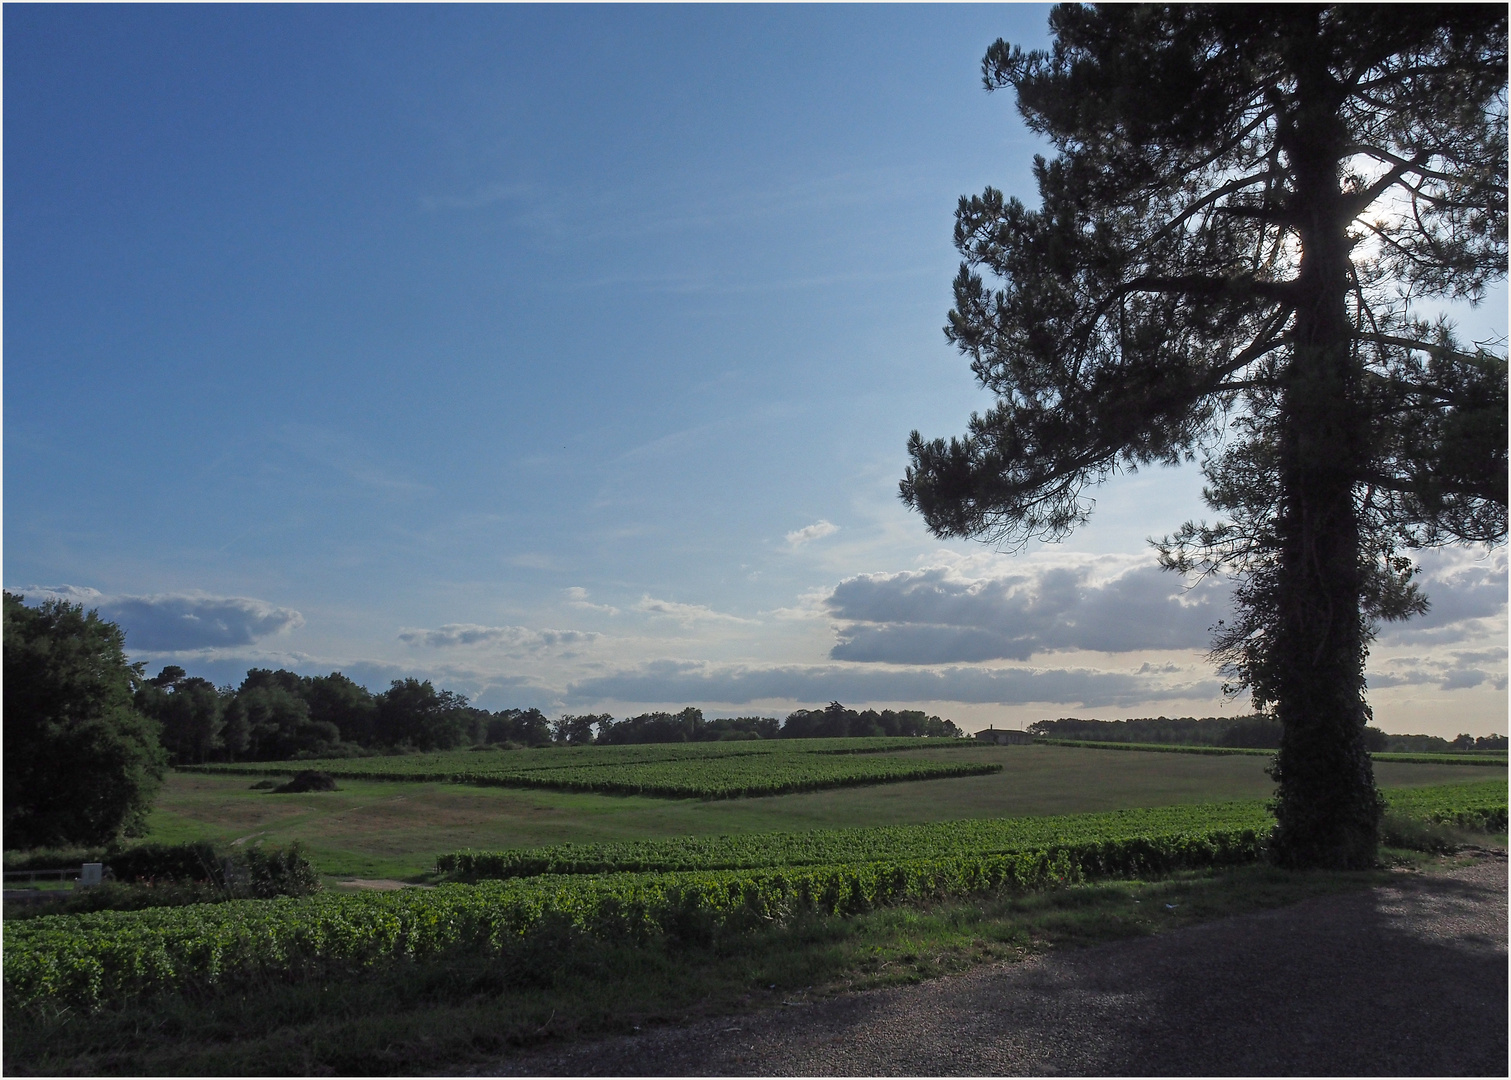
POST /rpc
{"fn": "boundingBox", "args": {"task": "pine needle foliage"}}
[901,5,1507,868]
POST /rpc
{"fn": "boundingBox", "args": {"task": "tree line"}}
[143,666,965,763]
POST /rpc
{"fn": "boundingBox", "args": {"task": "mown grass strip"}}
[1033,739,1271,756]
[1371,752,1508,766]
[1036,739,1507,766]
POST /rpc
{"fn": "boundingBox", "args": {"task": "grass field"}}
[146,743,1499,879]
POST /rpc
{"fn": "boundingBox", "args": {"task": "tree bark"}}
[1268,27,1382,868]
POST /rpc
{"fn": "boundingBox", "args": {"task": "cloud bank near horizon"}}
[822,560,1229,663]
[8,584,304,652]
[11,544,1502,724]
[562,658,1219,708]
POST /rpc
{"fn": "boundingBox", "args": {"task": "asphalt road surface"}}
[474,854,1507,1076]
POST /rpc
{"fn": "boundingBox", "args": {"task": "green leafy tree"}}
[374,678,472,751]
[303,672,377,746]
[137,666,226,764]
[3,591,168,847]
[555,713,609,745]
[219,686,251,760]
[228,670,340,760]
[486,707,552,746]
[901,6,1506,867]
[591,708,702,745]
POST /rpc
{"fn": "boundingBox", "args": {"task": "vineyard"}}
[1035,739,1508,766]
[182,738,999,798]
[436,801,1276,879]
[1381,779,1508,829]
[435,780,1508,880]
[7,779,1502,1011]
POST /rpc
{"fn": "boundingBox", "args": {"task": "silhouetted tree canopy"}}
[3,591,167,847]
[901,5,1507,867]
[137,672,227,765]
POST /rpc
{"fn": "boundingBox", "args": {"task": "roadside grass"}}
[142,747,1490,880]
[2,857,1422,1077]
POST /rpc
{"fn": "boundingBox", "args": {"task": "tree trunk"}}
[1268,34,1382,869]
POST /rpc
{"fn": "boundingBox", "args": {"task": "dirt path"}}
[473,854,1507,1076]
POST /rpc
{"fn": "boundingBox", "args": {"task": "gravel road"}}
[472,853,1507,1076]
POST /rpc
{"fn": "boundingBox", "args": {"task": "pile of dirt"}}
[273,771,339,793]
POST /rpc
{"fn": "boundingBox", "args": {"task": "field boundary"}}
[1034,739,1507,766]
[175,758,1003,799]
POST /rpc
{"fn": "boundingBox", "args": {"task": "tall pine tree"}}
[901,5,1506,867]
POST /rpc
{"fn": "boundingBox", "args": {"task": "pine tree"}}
[901,5,1507,867]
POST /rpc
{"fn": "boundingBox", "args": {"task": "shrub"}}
[107,842,223,884]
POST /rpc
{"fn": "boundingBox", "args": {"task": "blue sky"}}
[6,5,1505,736]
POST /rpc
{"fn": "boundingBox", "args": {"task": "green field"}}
[182,740,998,799]
[148,743,1498,879]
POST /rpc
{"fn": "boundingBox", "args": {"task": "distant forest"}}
[136,665,1502,765]
[1028,716,1508,754]
[137,666,964,764]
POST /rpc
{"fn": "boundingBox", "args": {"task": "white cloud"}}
[635,595,755,625]
[398,623,599,651]
[822,559,1230,664]
[566,587,620,615]
[1377,548,1508,645]
[9,585,304,651]
[785,519,840,547]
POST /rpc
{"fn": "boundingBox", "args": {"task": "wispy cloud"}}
[566,587,620,616]
[636,595,756,625]
[10,585,304,651]
[398,623,599,651]
[785,519,840,547]
[271,423,432,496]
